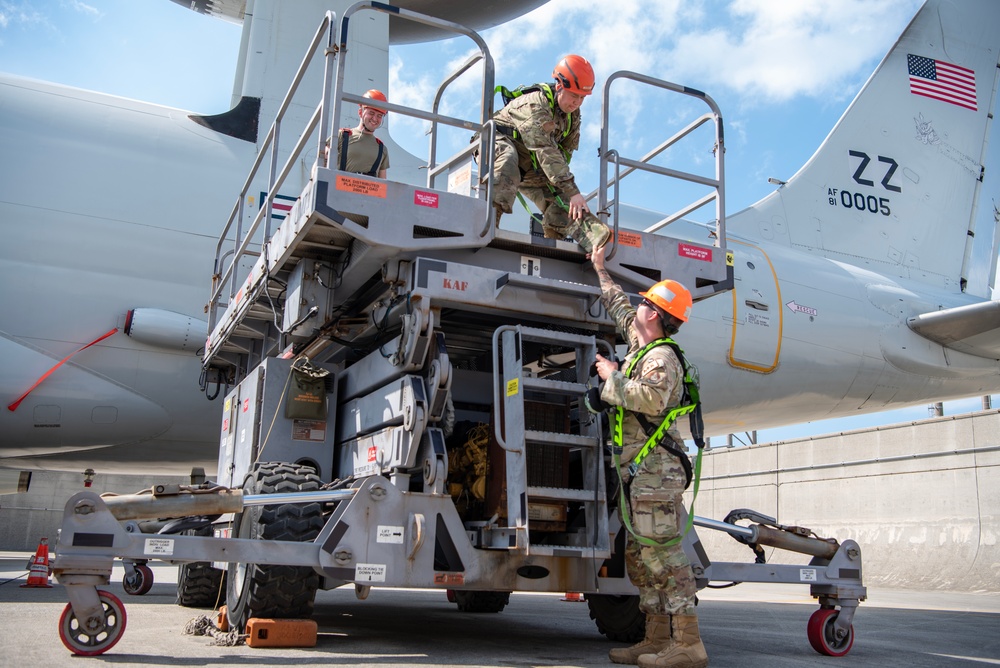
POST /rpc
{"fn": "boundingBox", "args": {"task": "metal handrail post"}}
[597,70,726,247]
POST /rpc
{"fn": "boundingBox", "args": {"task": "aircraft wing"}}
[907,301,1000,360]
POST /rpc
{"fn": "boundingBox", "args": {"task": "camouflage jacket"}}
[599,280,685,459]
[492,88,581,197]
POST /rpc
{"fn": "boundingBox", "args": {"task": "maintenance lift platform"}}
[49,2,865,658]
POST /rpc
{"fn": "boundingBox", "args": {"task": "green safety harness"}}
[494,83,575,217]
[611,337,706,548]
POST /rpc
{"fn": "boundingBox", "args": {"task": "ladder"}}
[491,325,610,558]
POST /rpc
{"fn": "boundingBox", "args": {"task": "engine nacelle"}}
[124,308,205,352]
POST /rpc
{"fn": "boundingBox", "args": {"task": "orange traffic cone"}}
[561,592,585,602]
[21,537,53,588]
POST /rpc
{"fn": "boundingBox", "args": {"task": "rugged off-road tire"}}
[587,593,645,642]
[176,527,227,608]
[453,590,511,613]
[226,462,324,631]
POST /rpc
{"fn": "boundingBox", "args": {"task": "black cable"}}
[0,572,29,586]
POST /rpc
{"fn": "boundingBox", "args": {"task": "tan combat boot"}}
[609,614,672,665]
[637,614,708,668]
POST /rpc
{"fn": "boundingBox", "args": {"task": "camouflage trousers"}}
[622,446,697,616]
[492,137,609,253]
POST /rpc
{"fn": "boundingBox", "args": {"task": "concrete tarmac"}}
[1,553,998,667]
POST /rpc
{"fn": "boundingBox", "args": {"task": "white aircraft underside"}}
[1,0,999,474]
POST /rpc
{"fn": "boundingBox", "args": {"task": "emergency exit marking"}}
[377,526,404,544]
[799,568,818,582]
[336,175,387,198]
[506,378,519,397]
[356,563,387,582]
[144,538,175,556]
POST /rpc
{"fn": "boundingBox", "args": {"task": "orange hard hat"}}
[362,89,388,113]
[640,279,693,323]
[553,55,595,96]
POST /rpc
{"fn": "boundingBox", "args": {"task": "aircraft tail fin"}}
[746,0,1000,294]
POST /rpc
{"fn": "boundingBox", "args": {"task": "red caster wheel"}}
[58,590,128,656]
[807,607,854,657]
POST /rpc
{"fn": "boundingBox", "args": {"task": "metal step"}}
[496,272,601,299]
[520,376,586,395]
[526,486,598,503]
[527,544,607,558]
[524,430,598,449]
[517,325,600,348]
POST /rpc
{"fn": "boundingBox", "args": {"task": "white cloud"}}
[665,0,921,104]
[63,0,100,19]
[483,0,920,104]
[0,1,51,31]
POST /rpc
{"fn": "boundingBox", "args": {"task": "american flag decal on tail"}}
[907,54,977,111]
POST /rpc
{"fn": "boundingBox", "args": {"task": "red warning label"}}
[679,243,712,262]
[414,190,439,208]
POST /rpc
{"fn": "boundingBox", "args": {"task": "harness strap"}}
[609,335,705,547]
[338,128,384,177]
[494,83,574,206]
[615,445,704,548]
[634,412,692,487]
[338,128,351,172]
[368,140,384,177]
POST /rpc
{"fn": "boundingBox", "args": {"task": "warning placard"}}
[414,190,439,208]
[355,563,387,582]
[291,420,326,442]
[336,175,387,198]
[679,243,712,262]
[434,572,464,586]
[616,230,643,248]
[144,538,175,556]
[377,526,404,544]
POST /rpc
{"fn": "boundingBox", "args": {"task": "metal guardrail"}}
[205,2,497,367]
[591,71,727,260]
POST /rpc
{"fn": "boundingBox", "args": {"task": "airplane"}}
[1,0,999,492]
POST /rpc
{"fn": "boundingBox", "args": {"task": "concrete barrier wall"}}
[0,471,189,552]
[3,411,998,591]
[691,409,1000,592]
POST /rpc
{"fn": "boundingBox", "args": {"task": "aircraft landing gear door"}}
[728,242,781,373]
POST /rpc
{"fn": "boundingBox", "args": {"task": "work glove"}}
[584,386,611,414]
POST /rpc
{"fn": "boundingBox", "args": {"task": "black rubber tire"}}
[176,527,227,608]
[453,590,510,613]
[587,593,645,642]
[226,462,324,631]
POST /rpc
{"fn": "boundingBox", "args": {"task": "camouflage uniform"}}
[491,88,609,252]
[599,280,697,617]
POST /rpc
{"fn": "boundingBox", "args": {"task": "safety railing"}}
[205,2,497,366]
[590,71,727,260]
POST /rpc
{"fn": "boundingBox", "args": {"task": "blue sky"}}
[1,0,996,443]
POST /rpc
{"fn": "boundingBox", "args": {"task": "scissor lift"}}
[49,1,863,658]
